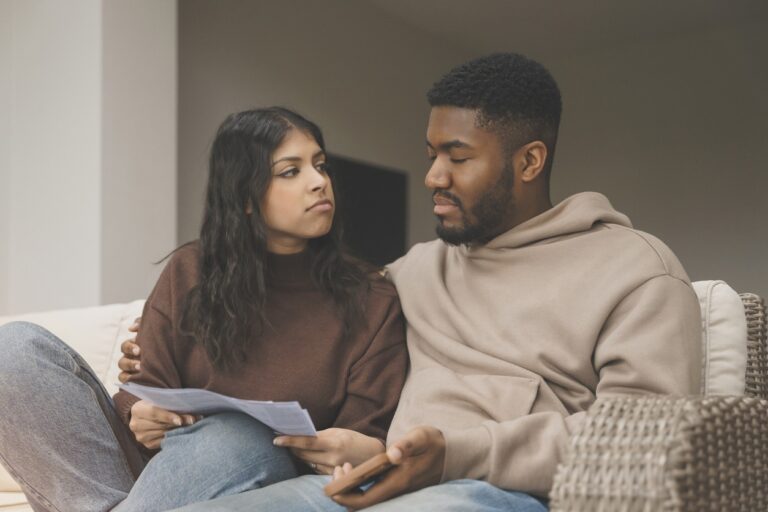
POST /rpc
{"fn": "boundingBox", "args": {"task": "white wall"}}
[177,0,473,246]
[549,20,768,297]
[1,0,177,315]
[6,0,103,314]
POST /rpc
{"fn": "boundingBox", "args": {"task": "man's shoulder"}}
[386,239,447,276]
[596,223,690,282]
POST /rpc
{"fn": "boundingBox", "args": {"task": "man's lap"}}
[171,475,548,512]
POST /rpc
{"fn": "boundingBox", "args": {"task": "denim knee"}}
[0,321,73,392]
[165,412,287,457]
[0,321,59,367]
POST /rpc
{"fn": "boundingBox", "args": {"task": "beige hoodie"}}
[386,192,702,497]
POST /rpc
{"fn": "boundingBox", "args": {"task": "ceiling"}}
[366,0,768,60]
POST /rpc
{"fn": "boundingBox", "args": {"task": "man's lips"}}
[307,199,333,212]
[433,194,460,216]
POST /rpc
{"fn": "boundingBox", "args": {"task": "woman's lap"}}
[116,412,299,511]
[0,322,299,512]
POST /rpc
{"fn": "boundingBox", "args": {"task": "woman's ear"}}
[516,141,548,183]
[245,199,253,215]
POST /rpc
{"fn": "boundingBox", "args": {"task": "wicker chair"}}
[550,293,768,512]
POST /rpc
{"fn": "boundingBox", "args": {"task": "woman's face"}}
[260,128,335,254]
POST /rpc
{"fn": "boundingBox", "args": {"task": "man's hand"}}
[273,428,384,475]
[118,316,142,383]
[129,399,199,450]
[329,426,446,510]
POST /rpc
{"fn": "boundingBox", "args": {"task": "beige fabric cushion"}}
[692,280,748,395]
[0,300,145,494]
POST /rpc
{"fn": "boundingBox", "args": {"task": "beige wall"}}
[0,5,10,313]
[548,20,768,297]
[177,0,473,246]
[101,0,178,304]
[1,0,177,315]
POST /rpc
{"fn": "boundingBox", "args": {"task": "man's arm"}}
[333,274,702,507]
[118,317,141,383]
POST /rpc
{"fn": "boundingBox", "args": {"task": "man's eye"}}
[427,155,437,161]
[278,168,299,177]
[450,158,469,164]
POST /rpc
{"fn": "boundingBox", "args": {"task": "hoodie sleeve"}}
[440,274,702,496]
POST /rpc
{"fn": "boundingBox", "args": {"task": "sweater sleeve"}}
[440,274,702,496]
[112,258,186,426]
[331,286,409,442]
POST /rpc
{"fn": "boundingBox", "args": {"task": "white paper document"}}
[119,382,316,436]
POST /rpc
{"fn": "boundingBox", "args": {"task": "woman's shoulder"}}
[363,267,399,300]
[154,241,201,297]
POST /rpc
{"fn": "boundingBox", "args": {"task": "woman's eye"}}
[315,162,329,173]
[278,168,299,178]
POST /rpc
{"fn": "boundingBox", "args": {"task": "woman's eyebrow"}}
[272,150,325,167]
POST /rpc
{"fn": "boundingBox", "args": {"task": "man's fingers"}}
[389,427,430,462]
[128,316,142,332]
[332,467,405,509]
[118,371,130,384]
[118,356,140,372]
[120,340,140,357]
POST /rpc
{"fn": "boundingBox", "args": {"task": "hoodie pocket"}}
[392,366,540,433]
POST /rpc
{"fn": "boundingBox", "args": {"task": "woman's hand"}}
[129,399,199,450]
[118,316,142,383]
[273,428,384,475]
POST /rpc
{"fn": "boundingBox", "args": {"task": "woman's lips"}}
[308,200,333,212]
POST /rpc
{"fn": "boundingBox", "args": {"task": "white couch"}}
[0,281,751,511]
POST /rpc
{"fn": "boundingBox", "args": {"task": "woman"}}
[0,107,408,512]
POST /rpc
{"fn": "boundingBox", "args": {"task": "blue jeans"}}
[0,321,298,512]
[171,475,548,511]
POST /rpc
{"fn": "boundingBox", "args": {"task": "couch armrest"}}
[549,395,768,511]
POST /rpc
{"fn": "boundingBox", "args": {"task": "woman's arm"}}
[276,283,409,473]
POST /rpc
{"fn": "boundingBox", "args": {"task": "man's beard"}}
[435,163,515,246]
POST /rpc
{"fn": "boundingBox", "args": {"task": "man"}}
[120,53,701,511]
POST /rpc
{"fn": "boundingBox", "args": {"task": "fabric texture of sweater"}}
[113,243,408,444]
[385,191,702,497]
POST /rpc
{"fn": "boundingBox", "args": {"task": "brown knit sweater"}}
[113,243,408,442]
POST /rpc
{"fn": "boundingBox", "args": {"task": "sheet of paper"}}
[119,382,317,436]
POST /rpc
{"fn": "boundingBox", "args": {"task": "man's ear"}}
[515,141,548,183]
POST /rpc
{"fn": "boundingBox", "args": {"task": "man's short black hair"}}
[427,53,562,174]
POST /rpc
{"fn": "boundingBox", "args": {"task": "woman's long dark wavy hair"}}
[180,107,369,372]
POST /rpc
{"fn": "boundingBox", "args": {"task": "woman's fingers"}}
[273,435,322,450]
[138,431,166,450]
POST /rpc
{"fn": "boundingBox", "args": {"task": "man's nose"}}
[425,159,450,190]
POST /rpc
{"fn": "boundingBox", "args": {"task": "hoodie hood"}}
[480,192,632,250]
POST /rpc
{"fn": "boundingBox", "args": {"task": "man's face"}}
[425,106,516,245]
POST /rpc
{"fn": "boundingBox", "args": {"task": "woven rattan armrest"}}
[549,395,768,512]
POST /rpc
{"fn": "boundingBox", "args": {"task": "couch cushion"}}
[692,280,748,395]
[0,300,145,493]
